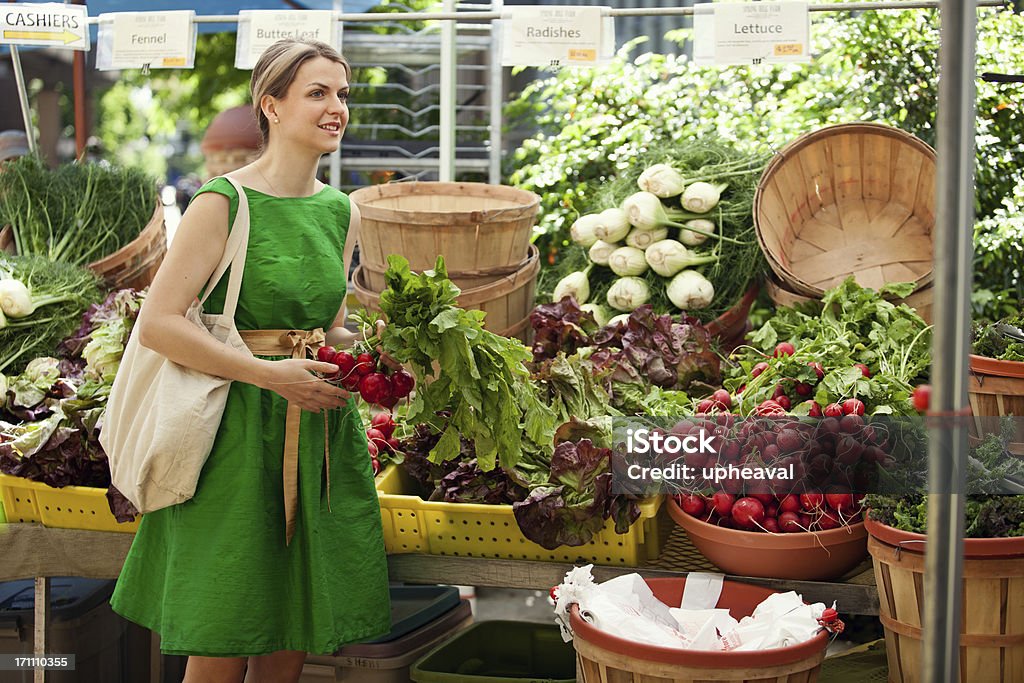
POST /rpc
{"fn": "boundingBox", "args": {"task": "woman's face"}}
[271,56,349,154]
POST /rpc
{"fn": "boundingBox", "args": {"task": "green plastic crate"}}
[411,621,575,683]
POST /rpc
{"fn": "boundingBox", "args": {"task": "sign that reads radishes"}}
[500,6,612,68]
[235,10,339,70]
[693,1,810,67]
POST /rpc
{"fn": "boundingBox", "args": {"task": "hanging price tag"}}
[97,11,196,70]
[0,3,88,50]
[235,10,339,70]
[693,1,810,66]
[500,6,610,68]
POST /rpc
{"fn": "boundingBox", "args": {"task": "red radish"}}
[680,494,705,517]
[359,373,391,404]
[762,517,781,533]
[795,382,813,397]
[711,389,732,408]
[912,384,931,412]
[774,342,795,357]
[825,488,856,514]
[731,497,765,529]
[366,428,387,444]
[355,352,377,376]
[316,346,337,363]
[341,373,362,392]
[800,490,825,512]
[751,362,770,378]
[750,493,775,506]
[776,429,802,453]
[334,352,357,377]
[367,439,379,457]
[854,363,872,378]
[371,456,381,475]
[387,436,401,452]
[842,398,866,416]
[371,412,396,438]
[817,510,842,530]
[807,401,823,417]
[390,370,415,399]
[378,394,399,409]
[775,395,792,411]
[840,414,864,434]
[778,494,801,513]
[710,492,735,517]
[808,362,825,380]
[772,384,789,399]
[697,398,719,414]
[755,399,786,417]
[778,511,804,533]
[823,403,844,418]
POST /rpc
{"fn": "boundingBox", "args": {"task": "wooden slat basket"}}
[352,244,540,344]
[349,181,539,290]
[967,355,1024,456]
[866,517,1024,683]
[754,122,936,298]
[1,202,166,291]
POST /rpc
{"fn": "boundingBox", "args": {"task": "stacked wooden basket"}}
[350,181,541,343]
[754,122,937,323]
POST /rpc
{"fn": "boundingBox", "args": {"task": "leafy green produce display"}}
[0,155,157,266]
[377,255,555,471]
[973,314,1024,362]
[0,254,104,374]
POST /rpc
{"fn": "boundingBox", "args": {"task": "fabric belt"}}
[239,328,331,546]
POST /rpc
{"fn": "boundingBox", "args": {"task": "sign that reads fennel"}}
[0,3,89,50]
[96,11,196,70]
[693,1,810,66]
[235,10,339,70]
[500,6,611,68]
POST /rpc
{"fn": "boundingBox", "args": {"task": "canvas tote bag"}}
[100,176,252,513]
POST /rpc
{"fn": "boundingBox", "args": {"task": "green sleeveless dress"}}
[110,178,391,657]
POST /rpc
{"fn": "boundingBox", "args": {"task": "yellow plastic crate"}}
[0,473,42,523]
[0,473,139,533]
[375,465,669,566]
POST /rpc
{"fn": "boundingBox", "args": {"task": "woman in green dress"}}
[110,39,391,682]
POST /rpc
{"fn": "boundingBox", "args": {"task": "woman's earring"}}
[274,117,280,124]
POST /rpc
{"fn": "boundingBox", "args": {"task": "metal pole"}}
[9,46,38,156]
[924,0,976,680]
[488,0,504,184]
[439,0,457,181]
[330,0,342,189]
[73,0,87,159]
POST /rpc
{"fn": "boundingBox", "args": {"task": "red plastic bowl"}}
[569,577,828,669]
[668,497,868,580]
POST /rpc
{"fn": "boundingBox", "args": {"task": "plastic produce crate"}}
[0,473,138,533]
[410,621,575,683]
[376,466,669,566]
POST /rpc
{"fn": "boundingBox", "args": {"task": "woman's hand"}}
[260,358,350,412]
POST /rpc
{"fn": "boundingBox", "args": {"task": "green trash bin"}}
[410,621,575,683]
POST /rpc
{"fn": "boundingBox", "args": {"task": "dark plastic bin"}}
[301,586,473,683]
[410,621,575,683]
[0,578,150,683]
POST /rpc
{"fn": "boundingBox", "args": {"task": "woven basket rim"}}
[349,181,540,221]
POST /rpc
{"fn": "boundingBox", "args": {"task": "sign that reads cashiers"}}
[1,3,89,50]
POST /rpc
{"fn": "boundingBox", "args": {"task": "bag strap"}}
[198,176,250,321]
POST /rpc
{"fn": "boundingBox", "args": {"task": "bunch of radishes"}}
[316,344,415,409]
[365,412,401,475]
[674,487,865,533]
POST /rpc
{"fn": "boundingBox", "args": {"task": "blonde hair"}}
[250,39,352,146]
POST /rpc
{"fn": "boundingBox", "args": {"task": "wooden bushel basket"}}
[967,355,1024,457]
[754,122,936,299]
[0,202,166,291]
[351,244,540,344]
[866,517,1024,683]
[349,181,539,288]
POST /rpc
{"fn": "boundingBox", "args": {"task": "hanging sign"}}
[0,3,89,50]
[235,10,339,70]
[500,6,611,68]
[693,1,810,66]
[96,11,196,70]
